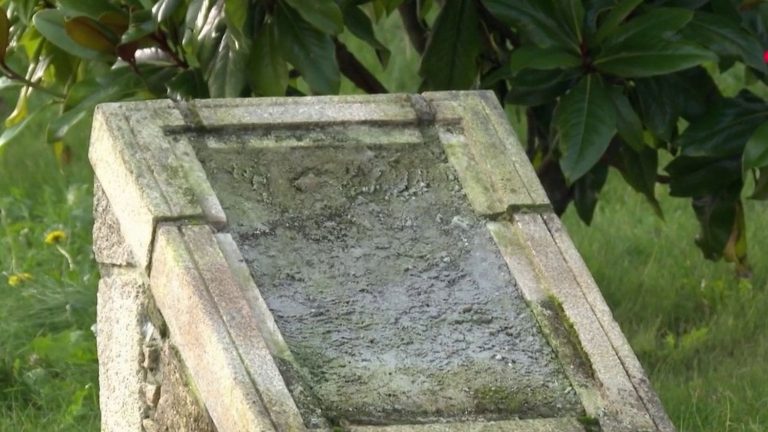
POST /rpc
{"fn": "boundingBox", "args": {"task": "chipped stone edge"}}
[89,101,226,270]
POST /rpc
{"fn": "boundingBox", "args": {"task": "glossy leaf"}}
[249,22,288,97]
[152,0,183,23]
[57,0,121,19]
[595,42,716,78]
[275,2,340,94]
[593,0,643,43]
[483,0,577,50]
[224,0,248,43]
[610,87,645,151]
[600,7,693,48]
[633,76,682,142]
[207,30,248,98]
[506,46,581,74]
[617,144,662,215]
[667,156,741,197]
[553,0,585,45]
[282,0,343,35]
[420,0,481,90]
[573,162,608,224]
[691,185,741,261]
[506,69,580,106]
[33,10,114,61]
[743,121,768,173]
[683,12,767,73]
[65,16,119,54]
[166,69,209,100]
[677,92,768,158]
[556,74,617,182]
[343,4,390,66]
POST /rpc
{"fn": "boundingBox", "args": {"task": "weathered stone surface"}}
[152,343,216,432]
[90,101,226,269]
[96,267,147,432]
[196,130,582,424]
[92,92,673,432]
[349,418,586,432]
[93,180,135,266]
[149,224,280,431]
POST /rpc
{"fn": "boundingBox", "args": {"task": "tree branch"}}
[334,39,388,94]
[397,0,428,54]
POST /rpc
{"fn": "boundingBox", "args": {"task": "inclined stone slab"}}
[192,124,583,424]
[92,92,674,432]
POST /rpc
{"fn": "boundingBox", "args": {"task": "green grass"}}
[563,172,768,431]
[0,126,100,431]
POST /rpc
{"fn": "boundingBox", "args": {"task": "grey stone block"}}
[92,92,673,432]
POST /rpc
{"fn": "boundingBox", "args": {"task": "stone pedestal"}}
[90,92,674,431]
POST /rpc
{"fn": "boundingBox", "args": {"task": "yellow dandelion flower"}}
[8,272,32,286]
[45,230,67,245]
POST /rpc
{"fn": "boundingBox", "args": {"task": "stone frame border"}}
[90,92,674,432]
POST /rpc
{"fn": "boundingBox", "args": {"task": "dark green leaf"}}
[342,5,390,66]
[506,46,581,74]
[666,156,741,196]
[683,12,767,74]
[617,144,662,215]
[594,42,716,78]
[610,87,645,151]
[743,121,768,173]
[633,76,682,142]
[573,162,608,224]
[207,30,248,98]
[420,0,481,90]
[167,69,210,100]
[593,0,643,43]
[224,0,248,42]
[283,0,343,35]
[552,0,585,45]
[33,10,114,61]
[506,69,580,106]
[677,92,768,158]
[275,2,340,94]
[670,67,722,121]
[249,22,288,97]
[691,185,741,261]
[482,0,578,50]
[57,0,121,19]
[556,74,617,182]
[600,7,693,48]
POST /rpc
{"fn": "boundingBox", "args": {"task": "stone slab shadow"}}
[90,92,675,432]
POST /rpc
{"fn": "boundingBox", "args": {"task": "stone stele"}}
[90,92,675,432]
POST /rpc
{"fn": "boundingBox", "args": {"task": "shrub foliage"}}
[0,0,766,271]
